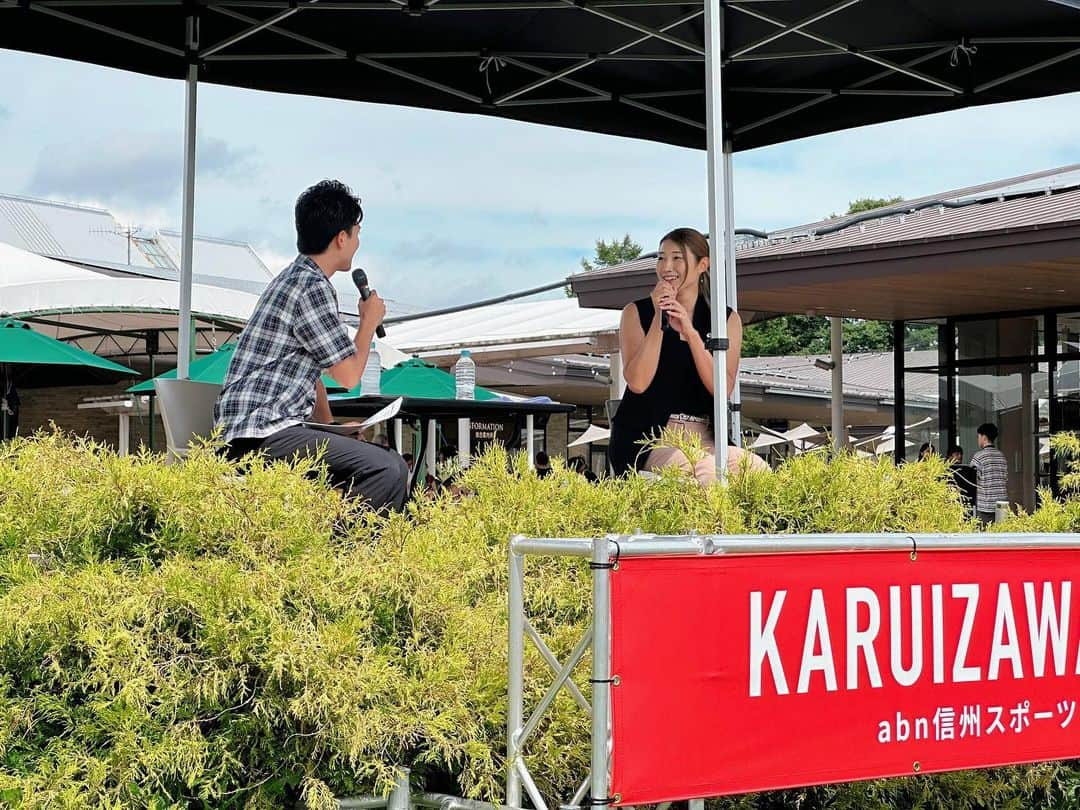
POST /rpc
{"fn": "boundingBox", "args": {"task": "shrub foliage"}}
[0,432,1077,808]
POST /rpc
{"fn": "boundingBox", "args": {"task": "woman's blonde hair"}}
[659,227,710,304]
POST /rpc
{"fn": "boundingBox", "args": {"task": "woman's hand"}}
[661,297,693,340]
[649,279,677,328]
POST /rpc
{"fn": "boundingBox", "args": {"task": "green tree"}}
[569,234,643,296]
[846,196,903,215]
[742,317,938,357]
[580,234,642,272]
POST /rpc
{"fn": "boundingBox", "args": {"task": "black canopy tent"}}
[3,1,1080,150]
[2,0,1079,478]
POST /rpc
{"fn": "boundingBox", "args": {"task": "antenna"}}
[89,221,142,265]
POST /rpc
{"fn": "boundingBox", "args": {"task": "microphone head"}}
[351,268,369,290]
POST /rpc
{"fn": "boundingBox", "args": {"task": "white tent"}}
[1,239,259,325]
[2,240,410,369]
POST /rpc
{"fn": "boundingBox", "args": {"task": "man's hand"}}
[359,290,386,334]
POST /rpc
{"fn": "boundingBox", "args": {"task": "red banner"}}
[609,549,1080,804]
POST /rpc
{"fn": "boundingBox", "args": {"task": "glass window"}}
[136,238,177,270]
[955,362,1047,512]
[1057,313,1080,356]
[956,316,1041,361]
[903,370,942,461]
[904,321,942,369]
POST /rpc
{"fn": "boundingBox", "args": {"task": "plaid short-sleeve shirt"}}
[215,255,355,443]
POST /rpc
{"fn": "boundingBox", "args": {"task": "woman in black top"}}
[608,227,766,482]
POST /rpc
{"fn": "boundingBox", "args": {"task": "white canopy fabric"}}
[784,423,823,442]
[568,424,611,448]
[2,240,412,369]
[749,433,788,450]
[1,240,258,323]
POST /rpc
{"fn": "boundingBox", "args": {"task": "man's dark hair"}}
[977,423,999,443]
[535,451,550,467]
[947,444,964,458]
[295,180,362,255]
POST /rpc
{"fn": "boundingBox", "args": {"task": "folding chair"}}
[154,378,222,463]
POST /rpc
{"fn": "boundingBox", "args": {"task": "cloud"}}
[28,133,258,208]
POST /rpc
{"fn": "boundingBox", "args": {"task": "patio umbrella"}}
[0,318,137,388]
[127,341,347,394]
[1,317,138,439]
[568,424,611,448]
[331,358,501,401]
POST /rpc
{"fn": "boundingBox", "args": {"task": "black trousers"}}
[226,425,409,512]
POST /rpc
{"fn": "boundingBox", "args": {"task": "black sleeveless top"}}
[608,297,731,475]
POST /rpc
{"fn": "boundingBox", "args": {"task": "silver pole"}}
[178,36,199,381]
[831,317,843,450]
[704,0,730,478]
[507,541,525,809]
[388,769,412,810]
[722,143,740,444]
[458,417,471,466]
[526,414,535,468]
[589,536,613,807]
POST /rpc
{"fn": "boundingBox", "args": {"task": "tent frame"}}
[5,0,1080,472]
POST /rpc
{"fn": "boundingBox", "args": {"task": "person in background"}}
[568,455,599,483]
[608,227,768,483]
[947,444,977,517]
[918,442,936,461]
[214,180,408,511]
[971,423,1008,526]
[535,451,553,478]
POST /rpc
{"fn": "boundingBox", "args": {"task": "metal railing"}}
[506,531,1080,810]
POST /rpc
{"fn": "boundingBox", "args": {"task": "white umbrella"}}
[568,424,610,448]
[750,433,788,450]
[784,422,822,442]
[875,437,915,455]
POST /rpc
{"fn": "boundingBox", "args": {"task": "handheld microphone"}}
[351,268,387,339]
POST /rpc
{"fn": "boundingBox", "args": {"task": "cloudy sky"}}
[1,48,1079,313]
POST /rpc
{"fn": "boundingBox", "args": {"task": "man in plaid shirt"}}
[971,422,1008,526]
[215,180,408,511]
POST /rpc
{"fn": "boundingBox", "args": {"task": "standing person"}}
[971,423,1008,526]
[608,227,766,482]
[214,180,408,511]
[534,451,553,478]
[947,444,977,517]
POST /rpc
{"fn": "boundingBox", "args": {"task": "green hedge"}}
[0,432,1077,808]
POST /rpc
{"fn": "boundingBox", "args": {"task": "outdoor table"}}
[330,395,574,492]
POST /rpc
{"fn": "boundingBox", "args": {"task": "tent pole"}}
[831,317,844,450]
[1,365,8,441]
[178,16,199,381]
[723,142,740,446]
[705,0,730,478]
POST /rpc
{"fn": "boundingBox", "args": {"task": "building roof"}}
[387,298,621,365]
[741,350,937,404]
[572,163,1080,320]
[0,192,273,292]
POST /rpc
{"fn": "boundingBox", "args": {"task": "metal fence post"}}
[389,769,412,810]
[507,538,526,808]
[590,536,614,807]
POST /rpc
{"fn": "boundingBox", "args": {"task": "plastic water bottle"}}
[362,341,381,396]
[455,349,475,400]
